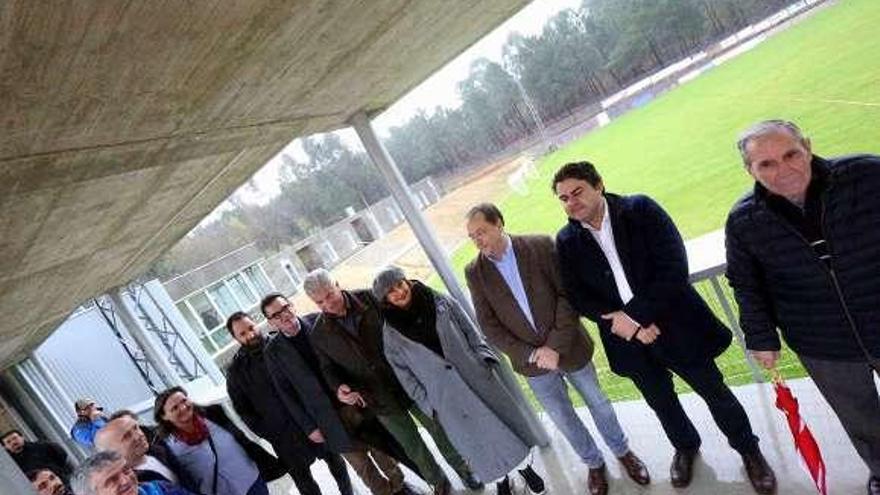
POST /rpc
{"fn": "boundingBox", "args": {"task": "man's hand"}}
[534,346,560,370]
[307,429,325,444]
[601,311,641,340]
[337,384,364,406]
[633,324,661,344]
[751,350,780,370]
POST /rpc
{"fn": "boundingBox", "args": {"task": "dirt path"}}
[290,155,528,311]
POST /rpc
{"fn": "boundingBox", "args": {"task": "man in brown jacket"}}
[464,203,647,495]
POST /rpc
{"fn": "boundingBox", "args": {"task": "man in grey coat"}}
[464,203,647,495]
[373,266,545,495]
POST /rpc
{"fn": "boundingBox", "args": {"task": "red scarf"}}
[173,412,210,446]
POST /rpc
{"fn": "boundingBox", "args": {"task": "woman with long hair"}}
[153,387,284,495]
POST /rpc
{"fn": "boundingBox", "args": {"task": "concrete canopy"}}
[0,0,529,369]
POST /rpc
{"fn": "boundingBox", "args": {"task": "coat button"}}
[445,364,452,370]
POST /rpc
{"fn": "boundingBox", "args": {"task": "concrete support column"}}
[350,111,550,446]
[110,289,184,389]
[0,447,35,495]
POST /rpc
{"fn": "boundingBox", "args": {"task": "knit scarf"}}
[173,412,210,446]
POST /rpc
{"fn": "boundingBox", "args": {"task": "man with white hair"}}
[726,119,880,495]
[304,269,481,495]
[70,451,192,495]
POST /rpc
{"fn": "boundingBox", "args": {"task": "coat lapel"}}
[605,194,636,287]
[478,252,517,309]
[511,236,536,312]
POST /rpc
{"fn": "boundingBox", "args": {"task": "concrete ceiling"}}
[0,0,530,368]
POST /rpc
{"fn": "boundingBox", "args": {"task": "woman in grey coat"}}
[373,266,546,495]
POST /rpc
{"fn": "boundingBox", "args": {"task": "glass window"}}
[187,293,221,331]
[176,302,205,333]
[199,335,217,353]
[226,274,257,306]
[207,282,239,318]
[210,327,233,348]
[283,261,301,288]
[244,265,273,295]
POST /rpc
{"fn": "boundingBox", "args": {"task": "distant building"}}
[162,176,442,356]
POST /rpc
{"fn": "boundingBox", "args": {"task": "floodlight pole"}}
[350,111,550,447]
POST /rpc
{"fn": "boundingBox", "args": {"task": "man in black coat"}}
[225,312,352,495]
[2,430,72,483]
[553,161,775,493]
[726,119,880,495]
[261,293,419,495]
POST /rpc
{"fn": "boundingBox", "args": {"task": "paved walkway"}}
[270,376,872,494]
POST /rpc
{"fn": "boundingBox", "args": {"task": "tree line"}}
[150,0,801,279]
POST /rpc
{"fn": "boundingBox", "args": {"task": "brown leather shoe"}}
[587,464,609,495]
[618,450,650,485]
[742,450,776,494]
[670,449,698,488]
[868,475,880,495]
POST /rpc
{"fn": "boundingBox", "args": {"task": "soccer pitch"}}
[443,0,880,403]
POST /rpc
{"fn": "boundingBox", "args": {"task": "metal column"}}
[350,111,550,446]
[708,275,764,383]
[350,111,473,313]
[110,289,184,389]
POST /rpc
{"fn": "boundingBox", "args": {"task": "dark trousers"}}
[246,477,269,495]
[285,450,352,495]
[800,355,880,476]
[628,358,758,455]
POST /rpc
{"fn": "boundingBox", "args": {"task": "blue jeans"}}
[246,478,269,495]
[527,362,628,468]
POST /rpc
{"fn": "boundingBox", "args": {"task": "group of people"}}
[16,119,880,495]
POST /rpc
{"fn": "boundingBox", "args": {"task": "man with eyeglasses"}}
[225,311,353,495]
[262,293,421,495]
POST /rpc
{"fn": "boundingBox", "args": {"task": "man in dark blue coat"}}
[726,119,880,495]
[553,161,775,493]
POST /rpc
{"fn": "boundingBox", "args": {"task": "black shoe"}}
[496,476,512,495]
[868,475,880,495]
[462,470,484,491]
[670,449,699,488]
[742,450,776,494]
[518,465,546,494]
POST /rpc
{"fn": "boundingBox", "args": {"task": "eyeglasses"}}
[267,304,294,320]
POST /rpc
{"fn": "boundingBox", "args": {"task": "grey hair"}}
[303,268,336,297]
[71,451,124,495]
[372,266,407,300]
[736,119,806,167]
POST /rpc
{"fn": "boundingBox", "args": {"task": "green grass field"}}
[438,0,880,405]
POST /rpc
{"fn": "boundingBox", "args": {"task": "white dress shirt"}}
[583,198,634,305]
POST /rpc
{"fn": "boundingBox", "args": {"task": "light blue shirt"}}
[167,419,259,495]
[490,235,536,330]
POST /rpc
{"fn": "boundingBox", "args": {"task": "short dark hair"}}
[225,311,249,334]
[153,386,188,436]
[259,293,285,317]
[465,203,504,226]
[1,429,22,441]
[551,161,603,192]
[26,468,54,482]
[108,410,138,422]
